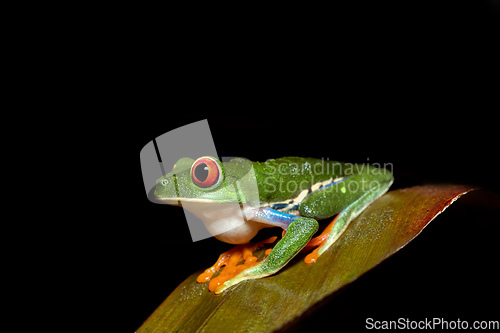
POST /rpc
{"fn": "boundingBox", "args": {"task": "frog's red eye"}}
[191,157,222,188]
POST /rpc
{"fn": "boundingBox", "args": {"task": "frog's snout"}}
[153,175,180,204]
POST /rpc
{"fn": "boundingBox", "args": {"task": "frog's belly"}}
[213,220,268,244]
[182,201,268,244]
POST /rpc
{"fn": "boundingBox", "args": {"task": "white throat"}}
[180,200,264,244]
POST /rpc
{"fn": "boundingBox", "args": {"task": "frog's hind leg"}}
[303,177,393,264]
[302,214,339,263]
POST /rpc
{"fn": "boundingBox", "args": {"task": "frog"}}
[154,156,393,294]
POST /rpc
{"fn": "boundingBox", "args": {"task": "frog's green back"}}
[252,157,348,204]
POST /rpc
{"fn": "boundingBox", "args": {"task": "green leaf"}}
[137,185,479,332]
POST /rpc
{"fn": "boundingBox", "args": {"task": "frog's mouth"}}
[155,196,232,206]
[155,196,181,205]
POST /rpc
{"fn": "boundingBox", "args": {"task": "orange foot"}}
[197,236,277,293]
[302,214,339,264]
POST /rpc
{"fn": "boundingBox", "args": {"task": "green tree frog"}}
[155,156,393,294]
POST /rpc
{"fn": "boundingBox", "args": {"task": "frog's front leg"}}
[197,236,278,292]
[201,209,318,294]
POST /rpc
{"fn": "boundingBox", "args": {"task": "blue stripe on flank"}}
[255,207,300,229]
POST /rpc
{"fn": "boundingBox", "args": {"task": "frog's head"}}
[154,156,258,206]
[155,156,262,243]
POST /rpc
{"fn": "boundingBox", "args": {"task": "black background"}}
[108,116,499,332]
[86,2,500,332]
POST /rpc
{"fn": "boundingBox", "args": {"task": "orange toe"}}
[197,236,277,292]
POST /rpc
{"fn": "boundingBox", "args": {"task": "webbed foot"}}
[198,216,318,294]
[197,236,277,294]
